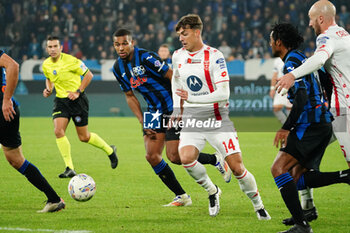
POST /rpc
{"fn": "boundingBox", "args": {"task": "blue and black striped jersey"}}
[112,47,172,113]
[282,50,332,136]
[0,50,18,107]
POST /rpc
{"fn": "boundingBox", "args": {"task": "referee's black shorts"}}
[52,93,89,127]
[281,122,332,170]
[0,105,22,148]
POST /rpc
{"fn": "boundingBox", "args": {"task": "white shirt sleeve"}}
[187,81,230,104]
[171,55,182,110]
[291,34,334,79]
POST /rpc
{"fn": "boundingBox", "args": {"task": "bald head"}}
[309,0,336,21]
[308,0,336,35]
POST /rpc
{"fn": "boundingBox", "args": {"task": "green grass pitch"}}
[0,117,349,233]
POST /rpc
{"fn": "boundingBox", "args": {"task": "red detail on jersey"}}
[336,30,349,37]
[343,84,347,88]
[178,64,181,68]
[1,85,5,93]
[206,46,210,50]
[346,94,349,98]
[339,73,342,77]
[213,49,217,52]
[204,49,222,120]
[221,71,227,77]
[215,80,229,85]
[329,74,340,116]
[187,58,192,64]
[188,52,199,57]
[319,45,326,49]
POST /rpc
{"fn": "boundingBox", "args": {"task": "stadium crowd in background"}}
[1,0,350,64]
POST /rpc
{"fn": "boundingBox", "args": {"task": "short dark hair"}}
[175,14,203,32]
[113,28,132,38]
[271,23,304,50]
[47,35,60,42]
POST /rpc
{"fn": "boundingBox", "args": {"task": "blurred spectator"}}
[27,34,41,58]
[2,0,350,62]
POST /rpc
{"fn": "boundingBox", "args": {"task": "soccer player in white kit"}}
[270,57,292,124]
[276,0,350,169]
[172,14,270,219]
[275,1,350,226]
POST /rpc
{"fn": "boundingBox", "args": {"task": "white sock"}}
[235,169,263,210]
[274,109,287,124]
[183,160,217,195]
[300,188,315,210]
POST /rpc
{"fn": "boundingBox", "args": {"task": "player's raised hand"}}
[2,98,16,122]
[175,89,188,101]
[276,73,296,95]
[273,129,289,148]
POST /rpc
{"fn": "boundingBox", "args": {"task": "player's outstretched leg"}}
[12,157,65,213]
[153,159,191,207]
[235,169,271,220]
[183,160,220,216]
[86,132,118,169]
[282,188,318,226]
[56,136,76,178]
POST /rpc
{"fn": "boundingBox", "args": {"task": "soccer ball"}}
[68,174,96,202]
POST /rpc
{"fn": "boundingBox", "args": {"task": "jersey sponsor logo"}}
[186,58,201,64]
[186,75,203,92]
[216,58,226,69]
[53,70,57,75]
[122,72,126,78]
[316,36,329,45]
[132,65,146,76]
[146,55,153,60]
[130,76,147,88]
[178,64,182,68]
[143,110,161,129]
[221,71,227,77]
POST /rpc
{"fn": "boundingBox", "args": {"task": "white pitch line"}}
[0,227,92,233]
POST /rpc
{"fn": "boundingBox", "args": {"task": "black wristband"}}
[76,89,82,94]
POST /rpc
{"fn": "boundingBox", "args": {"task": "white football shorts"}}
[179,131,241,158]
[332,114,350,162]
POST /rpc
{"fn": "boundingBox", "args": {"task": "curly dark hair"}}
[271,23,304,50]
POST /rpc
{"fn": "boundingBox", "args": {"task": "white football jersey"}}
[315,24,350,116]
[273,57,284,78]
[172,45,230,119]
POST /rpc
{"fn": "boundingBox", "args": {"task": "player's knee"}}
[54,129,65,138]
[270,163,284,178]
[145,153,160,165]
[166,150,181,165]
[79,135,90,142]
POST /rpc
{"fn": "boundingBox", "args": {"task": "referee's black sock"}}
[303,169,350,188]
[18,160,61,203]
[153,159,185,196]
[197,152,217,166]
[275,173,309,227]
